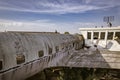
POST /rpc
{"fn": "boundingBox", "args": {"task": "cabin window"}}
[0,60,3,70]
[115,32,120,39]
[115,32,120,44]
[107,32,113,40]
[48,47,52,55]
[100,32,105,39]
[87,32,91,39]
[93,32,99,39]
[16,54,25,64]
[38,50,44,57]
[55,46,59,53]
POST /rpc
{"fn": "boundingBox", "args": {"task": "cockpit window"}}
[87,32,91,39]
[93,32,99,39]
[16,54,25,64]
[107,32,113,40]
[115,32,120,44]
[100,32,105,39]
[115,32,120,39]
[0,60,3,70]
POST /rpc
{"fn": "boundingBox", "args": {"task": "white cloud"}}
[0,19,97,34]
[0,0,119,14]
[0,19,55,32]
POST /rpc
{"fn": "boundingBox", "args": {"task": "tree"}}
[64,32,69,34]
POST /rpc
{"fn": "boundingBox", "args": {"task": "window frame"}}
[48,46,52,55]
[100,32,105,40]
[93,32,99,39]
[87,32,91,39]
[38,50,44,57]
[16,54,25,64]
[115,32,120,39]
[107,32,114,40]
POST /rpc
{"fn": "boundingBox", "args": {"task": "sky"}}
[0,0,120,33]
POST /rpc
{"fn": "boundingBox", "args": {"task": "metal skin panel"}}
[0,32,83,80]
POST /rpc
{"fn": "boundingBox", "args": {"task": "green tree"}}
[64,32,69,34]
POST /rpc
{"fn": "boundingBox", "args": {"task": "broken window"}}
[107,32,113,40]
[87,32,91,39]
[100,32,105,39]
[115,32,120,44]
[38,50,44,57]
[93,32,99,39]
[16,54,25,64]
[0,60,3,70]
[115,32,120,39]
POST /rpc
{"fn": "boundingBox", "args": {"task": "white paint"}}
[79,26,120,51]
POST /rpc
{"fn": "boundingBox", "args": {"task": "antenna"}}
[103,16,114,27]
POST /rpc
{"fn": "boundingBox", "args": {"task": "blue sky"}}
[0,0,120,33]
